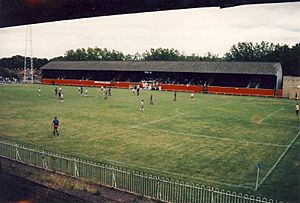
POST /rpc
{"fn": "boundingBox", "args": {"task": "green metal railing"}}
[0,138,283,203]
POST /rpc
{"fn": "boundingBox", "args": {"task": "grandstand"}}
[41,61,283,96]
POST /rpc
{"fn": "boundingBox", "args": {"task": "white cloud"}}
[0,2,299,58]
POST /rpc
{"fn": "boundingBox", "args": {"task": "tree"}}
[225,42,255,61]
[63,47,126,61]
[291,43,300,76]
[75,48,87,60]
[279,43,300,76]
[202,52,221,61]
[142,48,183,61]
[0,67,18,79]
[224,41,300,76]
[183,53,203,61]
[0,55,48,70]
[64,49,76,60]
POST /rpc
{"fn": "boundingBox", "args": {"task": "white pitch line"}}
[238,182,255,188]
[131,100,238,129]
[257,129,300,189]
[257,107,284,124]
[137,126,288,148]
[131,113,184,129]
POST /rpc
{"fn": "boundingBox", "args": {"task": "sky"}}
[0,2,299,59]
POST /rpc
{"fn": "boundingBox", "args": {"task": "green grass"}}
[0,84,299,201]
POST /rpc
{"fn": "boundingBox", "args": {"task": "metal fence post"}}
[15,144,21,161]
[112,169,117,188]
[156,178,162,200]
[74,159,79,178]
[42,151,47,169]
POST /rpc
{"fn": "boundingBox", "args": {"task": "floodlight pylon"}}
[23,26,34,83]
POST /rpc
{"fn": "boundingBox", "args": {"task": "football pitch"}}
[0,84,299,201]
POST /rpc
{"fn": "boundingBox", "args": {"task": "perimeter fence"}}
[0,137,284,203]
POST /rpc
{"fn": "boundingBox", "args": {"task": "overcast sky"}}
[0,2,299,59]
